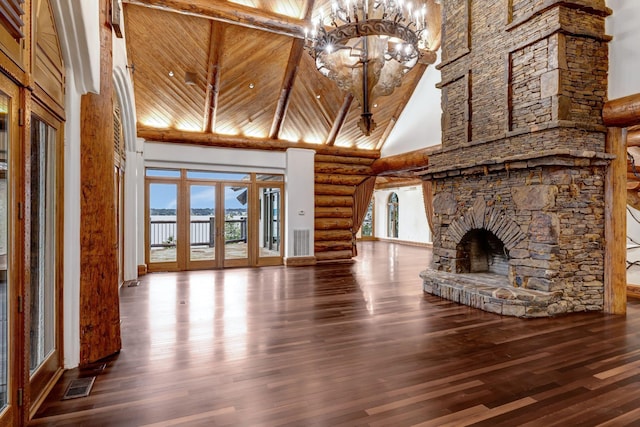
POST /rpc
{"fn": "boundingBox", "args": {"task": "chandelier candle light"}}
[305,0,437,136]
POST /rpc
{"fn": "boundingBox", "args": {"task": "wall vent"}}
[293,229,310,256]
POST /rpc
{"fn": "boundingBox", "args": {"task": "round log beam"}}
[603,94,640,127]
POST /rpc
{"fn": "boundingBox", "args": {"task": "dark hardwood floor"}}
[32,242,640,426]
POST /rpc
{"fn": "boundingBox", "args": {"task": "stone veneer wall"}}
[421,0,612,316]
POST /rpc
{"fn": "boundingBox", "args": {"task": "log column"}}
[604,127,627,315]
[79,0,122,364]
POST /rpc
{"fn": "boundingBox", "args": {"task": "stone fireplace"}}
[419,0,612,317]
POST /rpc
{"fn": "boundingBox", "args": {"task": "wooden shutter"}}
[0,0,25,40]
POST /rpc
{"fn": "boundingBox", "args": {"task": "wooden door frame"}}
[145,176,181,272]
[184,180,220,271]
[0,70,24,427]
[255,181,284,266]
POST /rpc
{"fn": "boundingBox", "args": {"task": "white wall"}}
[374,185,431,244]
[382,51,442,157]
[606,1,640,284]
[606,0,640,100]
[113,16,139,281]
[284,149,315,258]
[142,143,315,259]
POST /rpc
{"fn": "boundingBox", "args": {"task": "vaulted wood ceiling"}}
[122,0,442,152]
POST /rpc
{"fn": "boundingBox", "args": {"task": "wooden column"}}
[79,0,122,364]
[604,127,627,315]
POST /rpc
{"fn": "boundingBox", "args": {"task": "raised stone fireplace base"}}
[421,270,563,318]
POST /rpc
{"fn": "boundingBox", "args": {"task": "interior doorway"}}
[145,169,283,271]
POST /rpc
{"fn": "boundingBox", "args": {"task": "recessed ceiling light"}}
[249,83,255,89]
[168,71,174,77]
[373,103,378,108]
[316,94,321,99]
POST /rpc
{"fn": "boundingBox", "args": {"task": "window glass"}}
[256,174,283,182]
[186,171,250,181]
[146,169,180,178]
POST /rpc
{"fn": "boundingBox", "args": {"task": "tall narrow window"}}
[362,199,374,237]
[29,117,57,373]
[387,192,399,238]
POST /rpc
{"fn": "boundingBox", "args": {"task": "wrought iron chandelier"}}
[305,0,438,136]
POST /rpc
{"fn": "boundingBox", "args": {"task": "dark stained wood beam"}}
[138,126,381,159]
[603,93,640,127]
[326,93,354,146]
[269,38,305,139]
[204,22,225,133]
[122,0,307,38]
[371,145,441,176]
[375,63,429,150]
[269,1,314,139]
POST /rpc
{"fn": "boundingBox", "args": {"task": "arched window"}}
[387,192,399,238]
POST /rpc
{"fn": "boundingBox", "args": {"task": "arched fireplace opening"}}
[456,229,509,275]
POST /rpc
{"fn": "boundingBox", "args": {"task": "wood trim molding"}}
[284,256,317,267]
[137,264,148,276]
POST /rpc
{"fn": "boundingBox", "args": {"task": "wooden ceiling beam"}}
[603,93,640,127]
[326,93,354,146]
[204,22,225,133]
[269,1,314,140]
[122,0,307,38]
[138,127,381,159]
[269,38,305,139]
[371,145,441,176]
[627,129,640,147]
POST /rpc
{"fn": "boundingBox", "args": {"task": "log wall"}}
[314,154,375,262]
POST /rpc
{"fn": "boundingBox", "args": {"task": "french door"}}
[28,105,63,417]
[0,71,21,427]
[146,170,283,271]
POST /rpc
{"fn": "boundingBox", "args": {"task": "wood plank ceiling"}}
[123,0,442,152]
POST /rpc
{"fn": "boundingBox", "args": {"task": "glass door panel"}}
[0,91,9,416]
[148,182,178,266]
[258,186,282,263]
[189,184,216,265]
[29,118,57,373]
[224,184,249,265]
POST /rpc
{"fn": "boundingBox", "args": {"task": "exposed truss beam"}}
[269,1,315,139]
[204,22,225,133]
[326,93,354,146]
[371,145,441,176]
[123,0,307,39]
[138,127,381,158]
[269,38,305,139]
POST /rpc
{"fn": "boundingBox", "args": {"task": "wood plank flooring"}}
[32,242,640,426]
